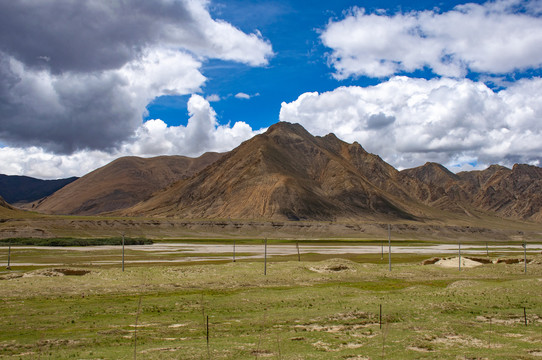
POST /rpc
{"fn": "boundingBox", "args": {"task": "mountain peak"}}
[401,162,458,184]
[266,122,312,138]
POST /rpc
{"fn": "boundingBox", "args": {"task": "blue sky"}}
[146,0,489,129]
[1,0,542,178]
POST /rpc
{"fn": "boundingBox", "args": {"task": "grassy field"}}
[0,248,541,359]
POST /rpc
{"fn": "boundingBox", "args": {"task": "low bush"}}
[0,237,152,246]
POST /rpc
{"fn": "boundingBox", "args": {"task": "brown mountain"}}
[124,122,419,221]
[399,162,542,221]
[32,153,223,215]
[398,162,470,212]
[24,122,542,223]
[122,122,542,222]
[461,164,542,222]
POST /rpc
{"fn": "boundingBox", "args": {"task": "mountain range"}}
[4,122,542,223]
[0,174,77,204]
[29,153,222,215]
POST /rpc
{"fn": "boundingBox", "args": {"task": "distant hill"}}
[0,195,13,210]
[32,153,224,215]
[0,174,78,204]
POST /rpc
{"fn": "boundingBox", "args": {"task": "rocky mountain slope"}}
[124,122,542,222]
[461,164,542,222]
[32,153,223,215]
[399,162,542,222]
[124,122,427,221]
[16,122,542,223]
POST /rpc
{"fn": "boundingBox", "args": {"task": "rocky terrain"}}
[123,122,420,221]
[30,153,223,215]
[124,122,542,222]
[3,122,542,224]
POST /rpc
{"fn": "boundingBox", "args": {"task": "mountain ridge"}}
[31,152,224,215]
[0,174,78,204]
[12,121,542,223]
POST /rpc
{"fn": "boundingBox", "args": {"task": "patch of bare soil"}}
[465,257,492,264]
[446,280,480,289]
[327,311,375,322]
[140,346,181,354]
[421,257,441,265]
[168,323,187,328]
[530,350,542,357]
[407,345,433,352]
[431,334,485,348]
[0,272,24,280]
[435,257,483,268]
[2,268,91,279]
[312,340,364,352]
[476,315,541,326]
[54,268,91,276]
[22,269,65,278]
[495,258,531,264]
[308,259,356,273]
[250,349,274,357]
[36,339,81,348]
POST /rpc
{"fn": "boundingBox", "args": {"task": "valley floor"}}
[0,246,541,359]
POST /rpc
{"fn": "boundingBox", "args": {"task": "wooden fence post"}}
[264,238,267,276]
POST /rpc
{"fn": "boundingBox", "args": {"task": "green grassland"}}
[1,251,541,359]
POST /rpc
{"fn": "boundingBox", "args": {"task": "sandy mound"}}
[435,257,483,268]
[308,259,357,273]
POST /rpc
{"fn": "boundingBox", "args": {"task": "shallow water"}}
[1,242,540,267]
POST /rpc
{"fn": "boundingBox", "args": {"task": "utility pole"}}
[523,240,527,274]
[122,233,125,272]
[388,224,391,271]
[264,238,267,275]
[6,244,11,270]
[233,239,236,263]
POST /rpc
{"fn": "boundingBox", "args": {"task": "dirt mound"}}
[495,258,531,264]
[309,259,357,273]
[421,257,441,265]
[435,257,483,268]
[10,268,92,278]
[423,256,492,266]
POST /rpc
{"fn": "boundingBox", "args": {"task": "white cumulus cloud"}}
[0,0,273,154]
[279,76,542,171]
[322,0,542,78]
[0,95,262,179]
